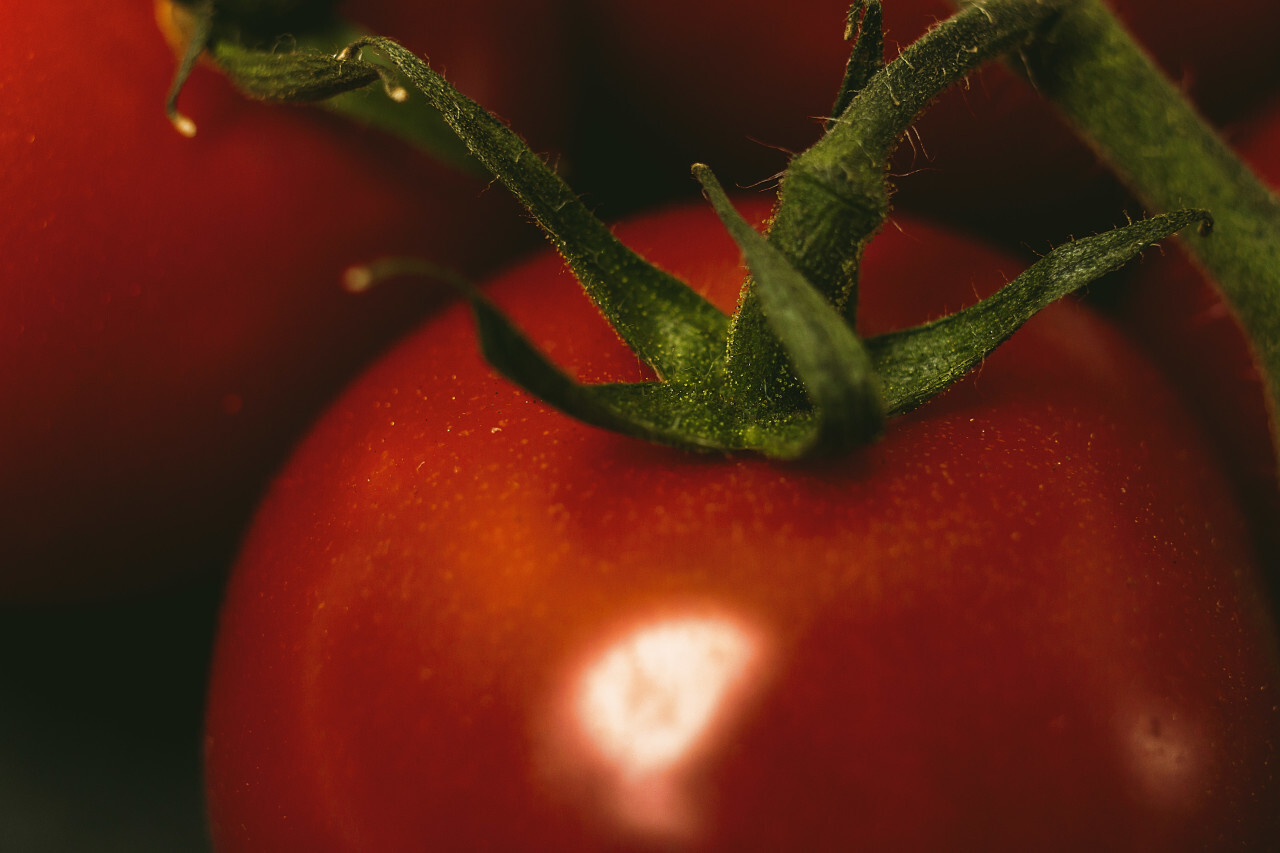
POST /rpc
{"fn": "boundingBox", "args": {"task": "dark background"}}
[0,572,223,852]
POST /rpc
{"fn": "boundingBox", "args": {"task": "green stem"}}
[1006,0,1280,463]
[727,0,1072,412]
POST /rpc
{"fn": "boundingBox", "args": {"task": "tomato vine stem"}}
[730,0,1073,412]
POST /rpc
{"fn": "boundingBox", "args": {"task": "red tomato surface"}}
[0,3,561,598]
[1117,101,1280,576]
[579,0,1280,236]
[205,199,1280,851]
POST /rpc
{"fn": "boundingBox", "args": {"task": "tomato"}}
[575,0,1280,237]
[0,3,562,598]
[204,199,1280,851]
[1115,101,1280,581]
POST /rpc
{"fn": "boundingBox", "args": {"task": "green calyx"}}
[323,0,1205,459]
[179,0,1222,460]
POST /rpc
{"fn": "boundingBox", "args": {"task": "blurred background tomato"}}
[2,1,567,848]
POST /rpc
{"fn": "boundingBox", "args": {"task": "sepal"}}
[867,210,1214,415]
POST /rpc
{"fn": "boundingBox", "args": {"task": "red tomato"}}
[0,4,563,599]
[204,199,1280,851]
[1116,102,1280,577]
[577,0,1280,236]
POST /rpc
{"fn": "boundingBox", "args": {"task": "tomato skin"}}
[0,4,559,598]
[205,200,1280,851]
[578,0,1280,234]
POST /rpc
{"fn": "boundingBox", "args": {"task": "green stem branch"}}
[728,0,1072,411]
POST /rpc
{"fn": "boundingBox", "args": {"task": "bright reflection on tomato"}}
[549,613,766,841]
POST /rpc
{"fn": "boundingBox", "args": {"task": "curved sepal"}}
[453,281,873,459]
[868,209,1213,415]
[444,276,735,452]
[337,37,731,383]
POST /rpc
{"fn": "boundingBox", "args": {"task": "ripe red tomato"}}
[1116,101,1280,576]
[0,3,560,598]
[204,199,1280,851]
[578,0,1280,235]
